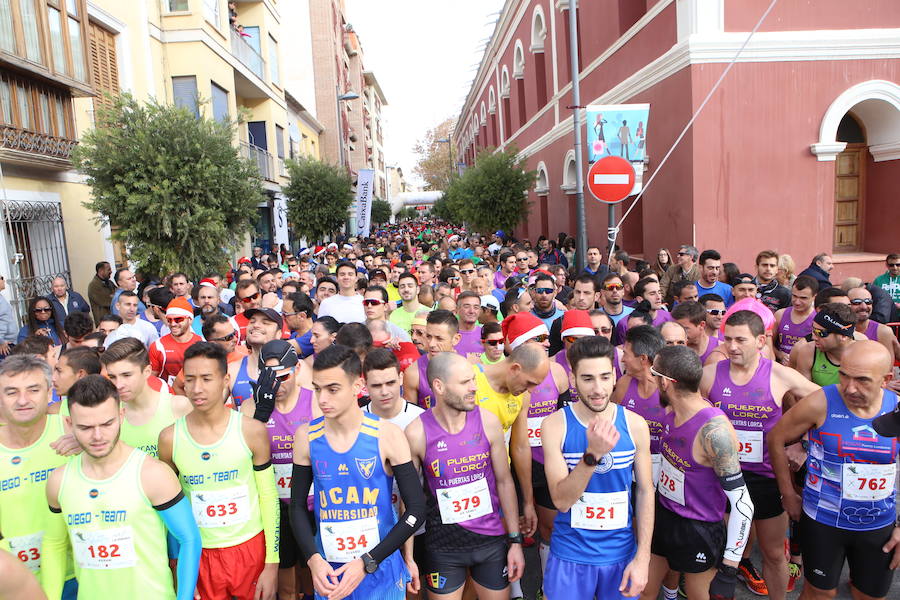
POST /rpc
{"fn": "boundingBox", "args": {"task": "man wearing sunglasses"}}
[641,345,752,600]
[873,253,900,310]
[530,272,564,331]
[701,310,818,600]
[600,273,634,328]
[790,303,857,387]
[149,297,202,385]
[848,286,898,361]
[363,286,411,342]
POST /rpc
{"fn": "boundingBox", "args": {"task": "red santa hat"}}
[198,278,218,289]
[561,310,594,338]
[165,297,194,320]
[501,312,549,350]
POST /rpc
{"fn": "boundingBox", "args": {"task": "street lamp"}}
[436,137,452,187]
[336,89,360,170]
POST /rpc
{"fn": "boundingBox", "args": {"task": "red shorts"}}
[197,531,266,600]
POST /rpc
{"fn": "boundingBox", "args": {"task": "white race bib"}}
[320,517,380,563]
[436,477,493,524]
[571,491,629,530]
[658,458,685,505]
[842,463,896,501]
[71,526,137,569]
[191,486,251,529]
[274,463,293,500]
[8,532,42,572]
[527,416,544,447]
[736,429,764,463]
[651,454,662,488]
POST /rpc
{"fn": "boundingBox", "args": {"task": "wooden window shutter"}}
[89,22,118,112]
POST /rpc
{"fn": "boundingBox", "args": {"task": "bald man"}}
[404,352,525,598]
[659,321,687,348]
[769,341,900,600]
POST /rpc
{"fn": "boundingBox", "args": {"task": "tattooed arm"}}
[699,416,754,568]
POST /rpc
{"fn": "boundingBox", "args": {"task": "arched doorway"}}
[812,80,900,255]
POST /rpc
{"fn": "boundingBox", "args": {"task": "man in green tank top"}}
[791,303,856,387]
[42,375,201,600]
[0,355,75,598]
[158,342,280,600]
[100,337,192,458]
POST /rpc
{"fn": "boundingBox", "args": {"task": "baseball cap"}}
[243,308,283,329]
[731,273,756,287]
[258,339,299,372]
[480,295,500,312]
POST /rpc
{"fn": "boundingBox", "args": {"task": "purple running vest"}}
[421,408,504,536]
[777,307,815,355]
[863,319,880,341]
[414,355,433,409]
[708,358,779,477]
[527,368,560,463]
[267,387,314,502]
[620,377,663,454]
[659,406,727,522]
[699,336,718,365]
[454,327,483,360]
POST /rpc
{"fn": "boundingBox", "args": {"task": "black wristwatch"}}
[361,552,379,574]
[507,532,524,545]
[582,451,599,467]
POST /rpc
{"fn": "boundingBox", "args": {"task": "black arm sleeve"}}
[367,461,426,564]
[288,463,319,562]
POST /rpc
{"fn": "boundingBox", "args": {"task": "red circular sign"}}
[587,156,636,204]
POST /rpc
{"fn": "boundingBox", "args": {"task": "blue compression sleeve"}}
[157,494,202,600]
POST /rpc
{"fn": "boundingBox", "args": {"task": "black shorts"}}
[531,460,556,510]
[424,539,508,594]
[278,501,298,568]
[800,513,896,597]
[744,471,784,520]
[651,500,725,574]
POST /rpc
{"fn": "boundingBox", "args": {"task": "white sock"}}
[663,585,678,600]
[539,542,550,574]
[509,579,523,598]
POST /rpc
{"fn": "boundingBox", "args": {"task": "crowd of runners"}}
[2,220,900,600]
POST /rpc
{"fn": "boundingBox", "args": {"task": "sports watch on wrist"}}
[582,451,599,466]
[361,552,379,574]
[507,532,524,545]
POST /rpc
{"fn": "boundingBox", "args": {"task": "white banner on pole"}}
[355,169,375,238]
[273,195,289,247]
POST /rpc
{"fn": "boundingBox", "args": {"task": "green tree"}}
[449,148,536,233]
[73,93,264,276]
[282,157,354,242]
[431,192,464,226]
[370,198,392,225]
[412,117,456,191]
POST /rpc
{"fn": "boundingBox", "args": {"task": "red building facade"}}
[455,0,900,281]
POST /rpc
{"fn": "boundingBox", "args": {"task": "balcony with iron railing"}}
[240,141,275,182]
[230,28,266,80]
[0,125,78,169]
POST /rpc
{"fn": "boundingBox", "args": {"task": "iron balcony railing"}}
[240,141,275,182]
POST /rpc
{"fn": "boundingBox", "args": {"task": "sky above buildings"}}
[346,0,505,188]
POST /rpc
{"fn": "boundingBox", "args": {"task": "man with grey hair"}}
[46,275,91,331]
[0,354,77,595]
[797,252,833,289]
[660,244,700,304]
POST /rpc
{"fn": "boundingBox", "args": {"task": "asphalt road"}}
[516,544,891,599]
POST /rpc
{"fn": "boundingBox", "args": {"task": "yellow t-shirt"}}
[473,363,524,439]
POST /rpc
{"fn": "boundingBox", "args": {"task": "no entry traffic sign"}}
[587,156,635,204]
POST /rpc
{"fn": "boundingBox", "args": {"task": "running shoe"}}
[738,558,769,596]
[677,574,687,598]
[787,562,802,593]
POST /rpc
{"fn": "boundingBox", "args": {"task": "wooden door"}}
[833,143,865,252]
